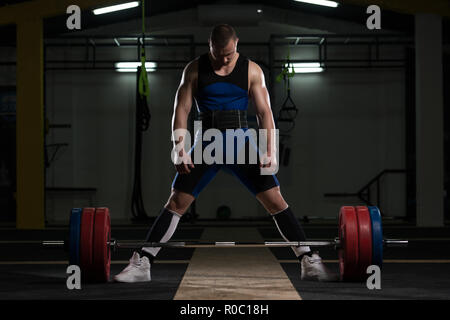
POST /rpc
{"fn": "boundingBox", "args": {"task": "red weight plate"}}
[80,207,95,282]
[338,206,359,281]
[355,206,373,279]
[93,207,111,282]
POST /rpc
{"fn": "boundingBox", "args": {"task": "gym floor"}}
[1,220,449,300]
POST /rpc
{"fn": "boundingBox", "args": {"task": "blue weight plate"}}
[69,208,82,266]
[368,206,383,268]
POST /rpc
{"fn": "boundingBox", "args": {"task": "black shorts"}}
[172,131,279,198]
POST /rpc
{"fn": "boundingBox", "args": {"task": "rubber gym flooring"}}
[0,222,449,300]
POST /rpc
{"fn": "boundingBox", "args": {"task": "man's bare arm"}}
[249,61,276,158]
[172,61,196,140]
[172,60,197,173]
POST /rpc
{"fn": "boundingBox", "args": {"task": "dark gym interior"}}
[0,0,449,304]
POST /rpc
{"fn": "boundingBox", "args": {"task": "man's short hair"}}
[209,24,238,48]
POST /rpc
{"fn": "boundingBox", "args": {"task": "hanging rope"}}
[131,0,151,221]
[275,45,299,167]
[138,0,149,100]
[275,45,298,134]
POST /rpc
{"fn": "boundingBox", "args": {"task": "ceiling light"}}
[115,62,157,69]
[116,68,156,72]
[93,1,140,15]
[285,62,324,73]
[115,61,157,72]
[293,0,339,8]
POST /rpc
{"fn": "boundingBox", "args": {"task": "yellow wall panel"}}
[16,18,44,229]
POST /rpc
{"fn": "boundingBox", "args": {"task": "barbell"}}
[42,206,408,283]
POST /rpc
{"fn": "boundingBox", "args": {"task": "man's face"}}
[209,38,238,66]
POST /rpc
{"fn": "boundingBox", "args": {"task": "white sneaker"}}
[113,251,151,283]
[300,252,339,282]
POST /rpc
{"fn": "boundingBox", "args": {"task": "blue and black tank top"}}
[194,53,249,113]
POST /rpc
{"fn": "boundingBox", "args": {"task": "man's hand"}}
[174,147,195,174]
[259,151,278,175]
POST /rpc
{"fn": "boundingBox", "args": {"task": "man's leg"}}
[226,141,311,257]
[139,190,195,262]
[139,157,220,262]
[256,186,338,281]
[227,141,337,281]
[113,189,195,283]
[256,187,312,259]
[114,156,221,282]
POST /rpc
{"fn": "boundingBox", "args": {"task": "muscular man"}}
[114,24,337,283]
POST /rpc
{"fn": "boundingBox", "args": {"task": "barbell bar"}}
[42,239,408,249]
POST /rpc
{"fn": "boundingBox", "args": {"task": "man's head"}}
[209,24,239,66]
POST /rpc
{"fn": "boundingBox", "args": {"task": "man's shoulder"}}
[186,58,199,71]
[248,59,263,80]
[183,58,200,81]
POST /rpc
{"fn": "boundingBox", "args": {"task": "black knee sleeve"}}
[271,207,311,257]
[141,207,181,259]
[272,207,307,241]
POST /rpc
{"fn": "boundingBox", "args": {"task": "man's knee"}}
[257,187,288,214]
[267,202,289,215]
[164,190,195,215]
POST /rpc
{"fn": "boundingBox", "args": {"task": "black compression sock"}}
[139,250,155,265]
[272,207,308,242]
[138,207,182,263]
[298,251,313,262]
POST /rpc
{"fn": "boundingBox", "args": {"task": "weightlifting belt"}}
[198,110,248,130]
